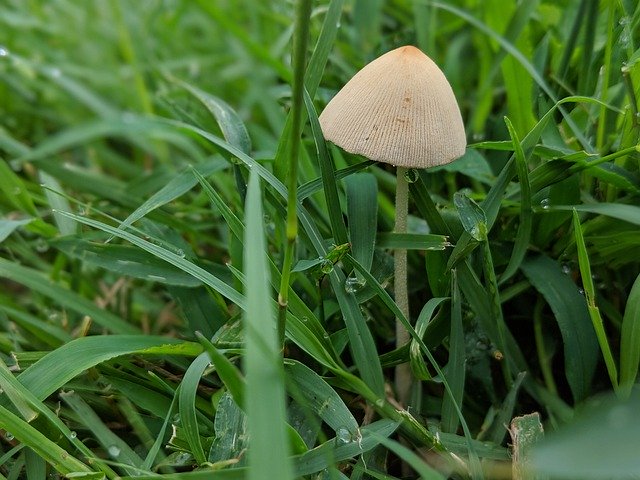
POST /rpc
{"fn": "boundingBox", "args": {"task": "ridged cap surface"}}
[319,45,466,168]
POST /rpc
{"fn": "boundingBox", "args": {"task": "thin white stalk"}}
[394,166,412,406]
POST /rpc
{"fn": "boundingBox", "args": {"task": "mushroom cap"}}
[319,45,466,168]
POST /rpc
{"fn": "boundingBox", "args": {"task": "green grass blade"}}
[284,359,359,438]
[114,159,226,235]
[0,218,33,244]
[54,210,246,307]
[243,170,293,480]
[196,332,245,408]
[304,0,345,97]
[53,237,201,287]
[548,203,640,226]
[409,297,449,381]
[619,274,640,397]
[294,419,397,477]
[61,391,144,473]
[572,210,619,391]
[0,258,138,334]
[369,433,446,480]
[500,117,533,284]
[169,77,252,154]
[178,352,210,464]
[0,159,37,216]
[17,335,199,400]
[376,232,450,250]
[304,89,349,244]
[346,173,377,275]
[39,171,77,235]
[441,270,465,434]
[521,255,599,402]
[0,405,92,476]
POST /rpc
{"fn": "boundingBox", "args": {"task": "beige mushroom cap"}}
[319,45,466,168]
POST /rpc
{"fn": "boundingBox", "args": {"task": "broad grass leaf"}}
[531,390,640,478]
[620,274,640,397]
[243,171,293,480]
[521,255,598,402]
[346,173,377,274]
[17,335,200,400]
[0,258,137,334]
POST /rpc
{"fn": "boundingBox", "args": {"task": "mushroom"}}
[319,45,466,405]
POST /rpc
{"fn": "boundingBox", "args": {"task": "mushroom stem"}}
[394,166,412,406]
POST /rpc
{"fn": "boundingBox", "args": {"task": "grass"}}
[0,0,639,478]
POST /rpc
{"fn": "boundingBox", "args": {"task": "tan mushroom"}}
[319,45,466,405]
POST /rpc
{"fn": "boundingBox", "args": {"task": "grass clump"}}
[0,1,639,479]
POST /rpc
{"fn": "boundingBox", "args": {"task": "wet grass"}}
[0,0,639,478]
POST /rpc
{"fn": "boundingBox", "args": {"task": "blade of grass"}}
[346,173,377,276]
[620,274,640,398]
[60,391,143,474]
[500,117,533,284]
[441,269,465,434]
[17,335,200,400]
[0,405,92,476]
[196,332,245,408]
[521,255,599,402]
[178,352,210,464]
[572,209,619,392]
[0,258,138,335]
[244,170,293,480]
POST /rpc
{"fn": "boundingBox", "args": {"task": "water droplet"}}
[36,238,49,253]
[540,198,550,210]
[619,16,630,26]
[176,249,185,258]
[107,445,121,457]
[320,259,333,274]
[578,288,585,295]
[48,310,60,321]
[49,67,61,78]
[175,452,191,465]
[375,398,385,408]
[344,274,366,294]
[5,432,14,441]
[69,431,77,439]
[472,132,485,142]
[561,264,571,275]
[335,427,352,445]
[0,46,9,57]
[620,33,630,47]
[404,168,419,183]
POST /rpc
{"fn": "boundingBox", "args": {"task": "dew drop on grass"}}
[540,198,550,209]
[49,67,61,78]
[107,445,121,457]
[36,238,49,253]
[147,274,167,282]
[176,248,185,258]
[0,46,9,57]
[404,168,419,183]
[561,264,571,275]
[320,259,333,274]
[5,432,14,441]
[69,431,77,439]
[344,275,365,294]
[335,427,351,445]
